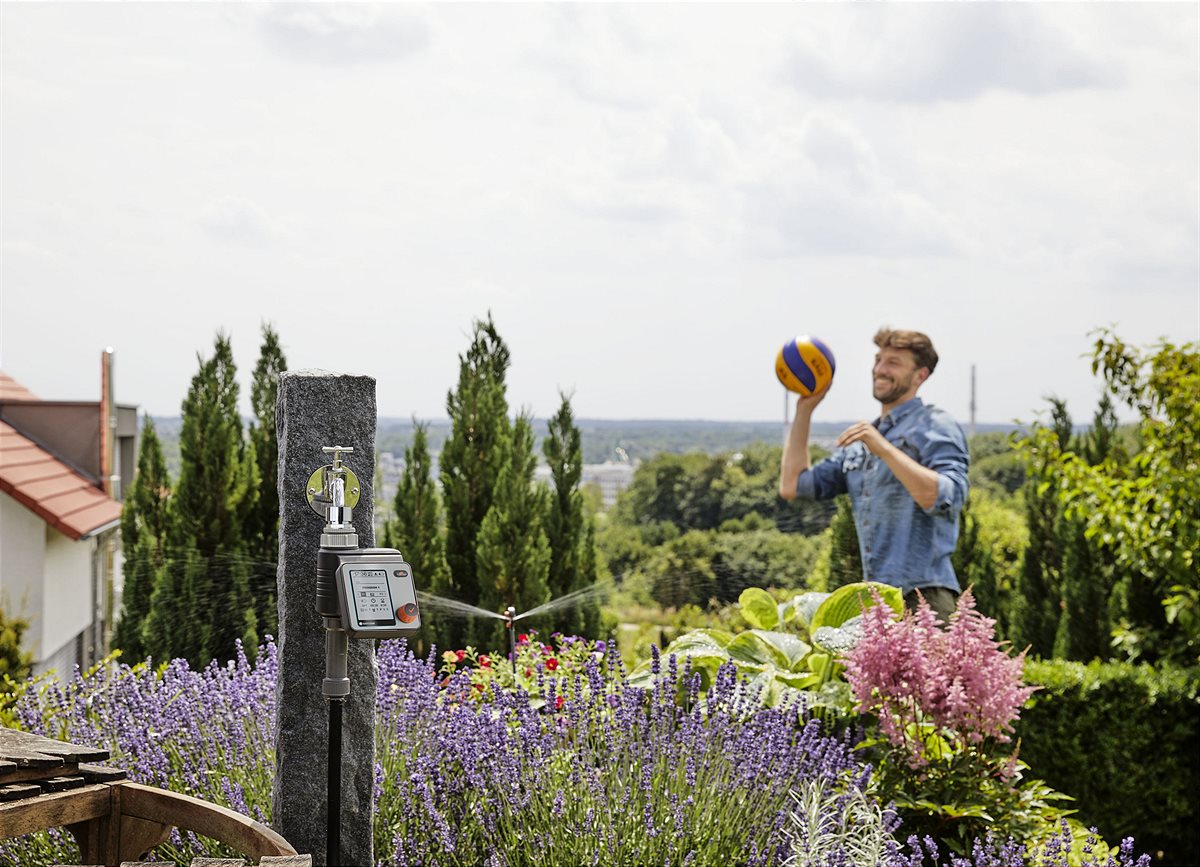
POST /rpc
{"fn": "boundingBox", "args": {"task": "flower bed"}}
[1,636,1153,867]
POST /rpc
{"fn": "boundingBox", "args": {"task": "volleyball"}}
[775,336,836,396]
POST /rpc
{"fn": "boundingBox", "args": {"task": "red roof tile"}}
[0,421,121,540]
[0,371,39,402]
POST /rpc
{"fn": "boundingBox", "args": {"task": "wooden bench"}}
[0,727,307,867]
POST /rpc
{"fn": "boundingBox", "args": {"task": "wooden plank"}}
[259,857,314,866]
[79,762,128,783]
[0,783,109,838]
[190,859,247,866]
[118,783,296,857]
[40,775,87,793]
[0,727,107,766]
[0,765,79,785]
[0,782,43,801]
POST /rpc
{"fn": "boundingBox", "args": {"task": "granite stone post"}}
[272,370,377,866]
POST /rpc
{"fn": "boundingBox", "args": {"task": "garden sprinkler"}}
[308,445,421,867]
[503,605,517,679]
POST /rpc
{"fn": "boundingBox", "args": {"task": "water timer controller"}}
[331,549,421,638]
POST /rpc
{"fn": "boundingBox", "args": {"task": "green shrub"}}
[1018,659,1200,865]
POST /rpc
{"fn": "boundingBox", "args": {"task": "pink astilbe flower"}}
[844,589,1037,765]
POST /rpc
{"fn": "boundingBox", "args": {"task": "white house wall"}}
[42,525,93,663]
[0,490,46,652]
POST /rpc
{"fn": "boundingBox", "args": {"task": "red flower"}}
[517,633,529,644]
[473,683,484,692]
[478,655,491,668]
[555,695,565,710]
[545,658,559,672]
[524,668,533,678]
[455,650,466,662]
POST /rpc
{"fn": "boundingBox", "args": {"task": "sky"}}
[2,2,1197,426]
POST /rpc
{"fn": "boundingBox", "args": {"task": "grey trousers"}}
[903,586,958,622]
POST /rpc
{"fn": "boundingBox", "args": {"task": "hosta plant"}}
[629,582,902,714]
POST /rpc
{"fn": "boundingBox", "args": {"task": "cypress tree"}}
[113,416,171,661]
[386,420,449,659]
[144,333,257,666]
[1010,398,1071,657]
[542,392,600,637]
[826,495,863,591]
[952,496,1004,634]
[475,414,552,648]
[246,323,287,639]
[439,314,512,649]
[1054,394,1120,661]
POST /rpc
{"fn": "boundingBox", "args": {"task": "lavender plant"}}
[0,640,276,864]
[375,639,866,866]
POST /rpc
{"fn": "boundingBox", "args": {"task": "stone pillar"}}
[272,370,377,866]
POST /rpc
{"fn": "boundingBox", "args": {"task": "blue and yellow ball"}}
[775,336,836,395]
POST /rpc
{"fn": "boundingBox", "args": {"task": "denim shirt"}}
[795,398,969,595]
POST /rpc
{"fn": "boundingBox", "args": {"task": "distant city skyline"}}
[2,4,1196,426]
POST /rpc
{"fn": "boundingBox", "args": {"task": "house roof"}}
[0,420,122,541]
[0,371,39,402]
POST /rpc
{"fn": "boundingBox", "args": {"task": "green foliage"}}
[969,430,1028,497]
[475,414,553,647]
[631,582,902,714]
[1019,658,1200,865]
[614,443,835,536]
[1050,331,1200,663]
[0,607,33,683]
[542,392,601,638]
[439,313,512,648]
[112,415,171,661]
[385,419,449,659]
[825,495,863,591]
[646,529,718,610]
[143,333,257,667]
[1010,398,1071,658]
[245,323,286,640]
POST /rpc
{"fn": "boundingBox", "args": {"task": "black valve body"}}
[317,548,343,618]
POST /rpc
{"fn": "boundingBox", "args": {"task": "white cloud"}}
[200,197,278,247]
[739,113,962,258]
[782,5,1119,102]
[257,4,430,66]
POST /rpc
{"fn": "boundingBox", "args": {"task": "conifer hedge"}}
[1018,659,1200,866]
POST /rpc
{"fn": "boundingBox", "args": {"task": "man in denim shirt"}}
[779,328,969,618]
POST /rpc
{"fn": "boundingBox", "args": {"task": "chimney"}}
[100,348,120,499]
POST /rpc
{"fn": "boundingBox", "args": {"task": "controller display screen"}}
[347,569,396,627]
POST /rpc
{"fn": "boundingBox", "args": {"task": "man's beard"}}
[873,373,913,405]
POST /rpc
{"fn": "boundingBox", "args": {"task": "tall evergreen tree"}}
[1010,398,1072,657]
[1054,394,1120,661]
[952,496,1004,633]
[476,414,552,647]
[439,314,512,648]
[826,495,863,591]
[144,333,258,666]
[113,416,171,661]
[542,392,600,636]
[246,323,287,639]
[386,420,450,658]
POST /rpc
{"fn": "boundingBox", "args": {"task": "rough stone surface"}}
[272,371,377,867]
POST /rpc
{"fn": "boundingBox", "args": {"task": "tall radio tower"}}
[970,364,977,438]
